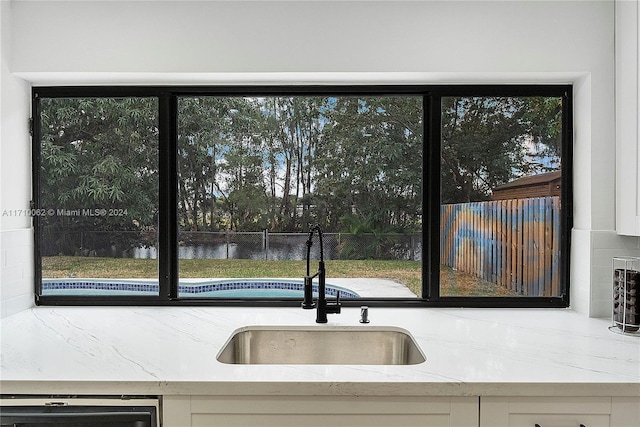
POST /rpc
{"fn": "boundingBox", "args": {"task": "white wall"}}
[4,0,639,316]
[1,0,34,317]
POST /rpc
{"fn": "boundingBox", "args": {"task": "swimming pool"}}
[41,278,360,299]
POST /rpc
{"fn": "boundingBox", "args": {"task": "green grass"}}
[439,265,516,296]
[42,256,512,297]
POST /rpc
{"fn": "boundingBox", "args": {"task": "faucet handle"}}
[323,290,341,316]
[335,291,342,313]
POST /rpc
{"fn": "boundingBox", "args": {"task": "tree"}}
[178,97,246,231]
[522,96,563,169]
[220,99,270,231]
[440,96,562,204]
[40,93,562,258]
[40,97,159,256]
[258,97,324,231]
[315,96,423,233]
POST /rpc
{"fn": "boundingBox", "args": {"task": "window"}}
[439,94,567,299]
[36,95,160,299]
[176,95,423,300]
[33,85,571,307]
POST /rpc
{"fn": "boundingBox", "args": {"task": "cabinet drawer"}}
[509,413,610,427]
[164,395,478,427]
[192,413,452,427]
[481,396,614,427]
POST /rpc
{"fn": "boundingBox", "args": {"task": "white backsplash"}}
[0,228,34,318]
[590,230,640,318]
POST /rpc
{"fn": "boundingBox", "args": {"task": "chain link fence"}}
[40,230,422,261]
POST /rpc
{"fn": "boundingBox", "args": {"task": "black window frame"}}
[32,84,572,308]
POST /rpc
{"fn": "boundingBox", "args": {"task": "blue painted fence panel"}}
[440,196,560,296]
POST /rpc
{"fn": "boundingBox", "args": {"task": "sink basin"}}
[216,326,426,365]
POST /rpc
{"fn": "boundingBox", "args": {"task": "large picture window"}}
[439,95,566,298]
[36,96,160,298]
[33,85,571,307]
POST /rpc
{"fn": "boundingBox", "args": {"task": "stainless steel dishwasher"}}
[0,396,159,426]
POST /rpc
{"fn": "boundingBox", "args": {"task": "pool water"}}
[41,279,360,299]
[195,288,306,298]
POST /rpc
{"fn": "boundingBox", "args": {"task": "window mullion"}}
[425,94,441,301]
[159,93,179,300]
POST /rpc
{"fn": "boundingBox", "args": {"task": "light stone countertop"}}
[0,306,639,397]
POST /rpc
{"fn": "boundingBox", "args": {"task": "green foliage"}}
[178,97,235,231]
[315,97,423,233]
[176,96,423,234]
[522,97,563,164]
[40,93,561,259]
[40,97,159,255]
[338,214,412,260]
[441,96,562,204]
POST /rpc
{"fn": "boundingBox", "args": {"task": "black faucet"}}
[302,224,341,323]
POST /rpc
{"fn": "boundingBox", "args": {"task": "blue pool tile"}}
[42,279,360,298]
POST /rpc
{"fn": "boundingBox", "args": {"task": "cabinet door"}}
[480,396,614,427]
[611,397,640,427]
[163,395,191,427]
[615,0,640,236]
[164,395,478,427]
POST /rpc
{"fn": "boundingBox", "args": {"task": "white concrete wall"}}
[3,0,639,316]
[1,0,34,318]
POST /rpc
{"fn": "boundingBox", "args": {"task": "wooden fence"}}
[440,196,561,296]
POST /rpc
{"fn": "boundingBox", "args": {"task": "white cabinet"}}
[615,0,640,236]
[164,395,640,427]
[163,395,478,427]
[480,396,640,427]
[3,394,638,426]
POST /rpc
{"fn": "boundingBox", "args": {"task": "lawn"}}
[42,256,513,297]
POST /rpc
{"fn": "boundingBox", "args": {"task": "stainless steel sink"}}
[216,326,426,365]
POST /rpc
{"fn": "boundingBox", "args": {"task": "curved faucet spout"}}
[305,224,324,272]
[301,224,340,322]
[302,224,321,309]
